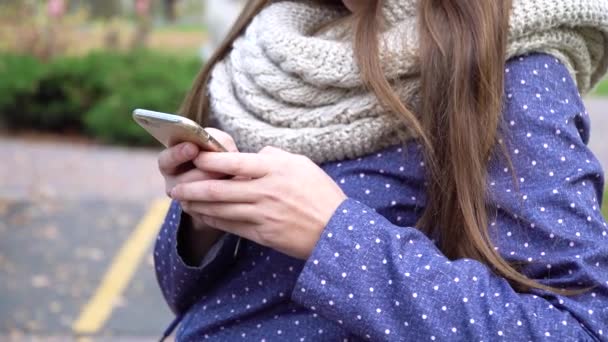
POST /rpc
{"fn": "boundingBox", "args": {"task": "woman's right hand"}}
[158,128,239,230]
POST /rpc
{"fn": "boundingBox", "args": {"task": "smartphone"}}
[132,109,227,152]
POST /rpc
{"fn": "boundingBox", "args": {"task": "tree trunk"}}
[90,0,121,19]
[164,0,178,22]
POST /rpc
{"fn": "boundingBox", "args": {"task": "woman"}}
[155,0,608,340]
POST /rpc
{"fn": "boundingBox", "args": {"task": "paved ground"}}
[0,139,172,341]
[0,201,171,337]
[0,98,606,341]
[0,137,164,202]
[586,98,608,170]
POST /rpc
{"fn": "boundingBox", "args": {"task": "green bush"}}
[24,55,106,131]
[83,51,202,145]
[0,54,48,126]
[0,53,111,131]
[0,50,202,145]
[595,78,608,97]
[603,189,608,220]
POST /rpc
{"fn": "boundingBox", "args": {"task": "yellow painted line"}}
[76,338,93,342]
[73,198,171,334]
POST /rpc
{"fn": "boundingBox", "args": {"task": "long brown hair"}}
[180,0,565,293]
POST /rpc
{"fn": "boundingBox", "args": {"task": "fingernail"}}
[170,187,177,198]
[183,144,196,157]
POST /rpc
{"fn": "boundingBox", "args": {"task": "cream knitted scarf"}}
[208,0,608,163]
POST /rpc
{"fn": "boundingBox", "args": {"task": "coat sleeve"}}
[291,54,608,341]
[154,200,241,314]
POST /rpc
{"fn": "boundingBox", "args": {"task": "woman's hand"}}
[158,128,239,228]
[170,146,347,260]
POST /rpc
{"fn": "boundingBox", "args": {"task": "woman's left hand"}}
[170,146,347,260]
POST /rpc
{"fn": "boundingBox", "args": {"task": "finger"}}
[166,168,221,195]
[196,214,260,243]
[158,142,199,176]
[193,152,270,178]
[204,128,239,152]
[171,179,260,203]
[174,168,225,185]
[183,201,258,223]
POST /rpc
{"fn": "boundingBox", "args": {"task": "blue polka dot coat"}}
[154,54,608,341]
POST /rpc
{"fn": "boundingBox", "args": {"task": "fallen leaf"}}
[49,301,62,314]
[113,295,127,308]
[75,247,105,261]
[31,274,50,288]
[0,200,9,215]
[24,320,40,331]
[39,224,59,240]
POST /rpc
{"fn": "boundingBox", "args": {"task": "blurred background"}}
[0,0,245,341]
[0,0,606,341]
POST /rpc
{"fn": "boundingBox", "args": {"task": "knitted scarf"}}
[208,0,608,163]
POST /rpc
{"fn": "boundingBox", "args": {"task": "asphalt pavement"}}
[0,138,172,341]
[586,98,608,171]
